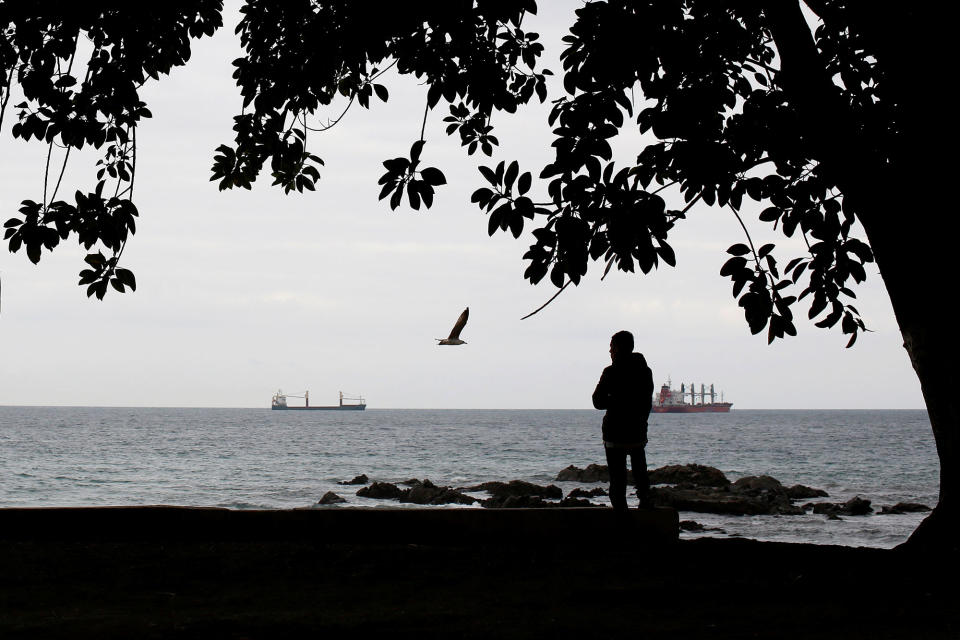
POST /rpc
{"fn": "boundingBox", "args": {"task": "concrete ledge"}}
[0,506,678,544]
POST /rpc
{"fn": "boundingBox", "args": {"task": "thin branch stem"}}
[302,60,398,133]
[43,142,54,209]
[728,203,758,258]
[419,100,429,141]
[0,63,16,133]
[49,147,71,203]
[521,280,571,320]
[302,95,355,132]
[745,56,779,74]
[667,192,702,222]
[728,202,779,294]
[370,59,398,82]
[651,180,676,195]
[116,127,137,200]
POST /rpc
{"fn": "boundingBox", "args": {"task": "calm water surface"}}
[0,407,937,548]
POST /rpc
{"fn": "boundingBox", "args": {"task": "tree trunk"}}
[837,6,957,550]
[766,1,956,549]
[858,189,958,552]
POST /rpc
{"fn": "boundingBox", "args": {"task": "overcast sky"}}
[0,2,924,409]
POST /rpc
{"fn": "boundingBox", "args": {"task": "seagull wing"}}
[447,307,469,340]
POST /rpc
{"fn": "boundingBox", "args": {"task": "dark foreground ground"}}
[0,507,956,639]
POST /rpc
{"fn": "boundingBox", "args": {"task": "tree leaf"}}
[420,167,446,186]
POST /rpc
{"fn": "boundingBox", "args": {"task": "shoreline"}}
[1,506,957,638]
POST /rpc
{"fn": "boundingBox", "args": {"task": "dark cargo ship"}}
[271,390,366,411]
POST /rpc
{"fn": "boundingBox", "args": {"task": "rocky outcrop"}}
[463,480,562,500]
[346,463,853,519]
[731,475,784,494]
[481,495,601,508]
[650,464,730,487]
[356,480,477,505]
[555,464,613,483]
[568,487,608,498]
[317,491,346,505]
[678,520,726,533]
[400,480,477,506]
[338,474,369,485]
[679,520,705,531]
[556,497,601,507]
[556,463,731,487]
[646,473,819,516]
[805,496,873,517]
[786,484,829,499]
[554,462,835,516]
[356,482,405,499]
[878,502,932,515]
[651,485,804,516]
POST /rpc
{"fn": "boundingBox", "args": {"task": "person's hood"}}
[614,352,648,369]
[629,352,649,370]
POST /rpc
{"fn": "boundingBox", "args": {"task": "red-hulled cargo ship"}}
[652,379,732,413]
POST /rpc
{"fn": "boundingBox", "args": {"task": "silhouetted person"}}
[592,330,654,511]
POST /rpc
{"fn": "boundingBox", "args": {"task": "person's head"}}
[609,330,634,361]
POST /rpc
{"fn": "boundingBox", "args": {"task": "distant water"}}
[0,407,938,548]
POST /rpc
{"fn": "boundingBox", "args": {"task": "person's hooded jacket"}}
[592,352,654,446]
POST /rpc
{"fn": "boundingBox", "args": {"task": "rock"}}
[840,496,873,515]
[481,495,600,508]
[731,475,785,496]
[878,502,932,515]
[399,478,422,486]
[786,484,829,499]
[649,464,730,487]
[484,494,548,508]
[316,491,346,505]
[650,485,802,516]
[558,497,602,507]
[568,487,608,498]
[808,496,873,516]
[338,474,369,485]
[464,480,562,500]
[401,480,477,506]
[555,464,613,483]
[557,497,602,507]
[679,520,705,532]
[356,482,404,500]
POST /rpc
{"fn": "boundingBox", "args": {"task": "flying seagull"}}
[437,307,469,345]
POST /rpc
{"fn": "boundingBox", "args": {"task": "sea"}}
[0,407,938,549]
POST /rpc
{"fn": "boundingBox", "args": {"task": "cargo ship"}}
[652,379,732,413]
[271,390,366,411]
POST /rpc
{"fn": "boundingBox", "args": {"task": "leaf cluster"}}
[216,0,550,213]
[1,1,222,298]
[492,1,881,343]
[377,140,446,211]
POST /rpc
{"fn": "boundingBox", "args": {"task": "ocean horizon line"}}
[0,404,929,412]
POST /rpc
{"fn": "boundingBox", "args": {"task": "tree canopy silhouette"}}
[1,1,953,546]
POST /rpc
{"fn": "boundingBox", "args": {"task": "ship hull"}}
[272,405,366,411]
[652,403,732,413]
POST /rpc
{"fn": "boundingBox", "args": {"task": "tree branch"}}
[521,280,571,320]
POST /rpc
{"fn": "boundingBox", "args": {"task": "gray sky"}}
[0,2,924,409]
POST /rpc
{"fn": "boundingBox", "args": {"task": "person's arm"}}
[592,369,611,410]
[642,366,654,416]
